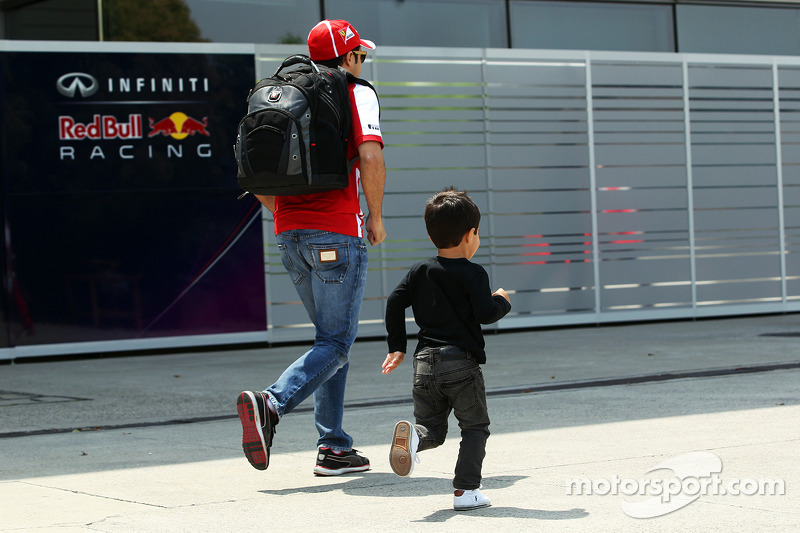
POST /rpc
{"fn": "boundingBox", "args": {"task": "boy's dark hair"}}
[424,187,481,249]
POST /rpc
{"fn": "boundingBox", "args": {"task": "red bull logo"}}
[148,112,210,139]
[59,114,143,140]
[57,111,212,161]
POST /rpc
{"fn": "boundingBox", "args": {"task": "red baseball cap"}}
[307,19,376,61]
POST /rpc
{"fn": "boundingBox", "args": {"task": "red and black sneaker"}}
[236,391,277,471]
[313,447,370,476]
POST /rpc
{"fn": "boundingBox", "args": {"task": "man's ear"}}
[343,50,355,68]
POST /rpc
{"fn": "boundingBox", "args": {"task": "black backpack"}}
[234,54,374,197]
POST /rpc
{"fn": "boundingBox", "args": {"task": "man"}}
[237,19,386,476]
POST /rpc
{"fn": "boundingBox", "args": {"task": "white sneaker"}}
[454,488,491,511]
[389,420,420,476]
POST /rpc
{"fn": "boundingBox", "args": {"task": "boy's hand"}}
[382,351,405,374]
[493,287,510,303]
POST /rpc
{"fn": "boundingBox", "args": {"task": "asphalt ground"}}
[1,314,799,532]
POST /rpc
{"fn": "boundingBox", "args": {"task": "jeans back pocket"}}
[308,242,350,284]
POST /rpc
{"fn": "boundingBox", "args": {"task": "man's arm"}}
[254,194,275,213]
[358,140,386,246]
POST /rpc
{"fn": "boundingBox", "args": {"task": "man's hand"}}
[382,351,405,374]
[365,214,386,246]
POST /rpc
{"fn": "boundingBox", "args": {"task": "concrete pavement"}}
[1,314,799,531]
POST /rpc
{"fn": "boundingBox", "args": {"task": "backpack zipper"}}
[318,89,342,132]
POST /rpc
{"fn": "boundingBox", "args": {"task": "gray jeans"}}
[411,346,490,490]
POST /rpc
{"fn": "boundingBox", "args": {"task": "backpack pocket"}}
[238,109,304,178]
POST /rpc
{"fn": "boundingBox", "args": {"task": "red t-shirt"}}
[273,82,383,238]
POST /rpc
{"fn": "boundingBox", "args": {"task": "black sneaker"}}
[236,391,277,471]
[313,447,370,476]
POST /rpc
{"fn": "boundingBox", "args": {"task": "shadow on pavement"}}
[414,506,589,523]
[260,473,528,497]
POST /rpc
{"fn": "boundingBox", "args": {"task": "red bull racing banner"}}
[0,51,265,351]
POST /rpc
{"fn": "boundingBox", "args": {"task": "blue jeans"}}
[265,230,368,451]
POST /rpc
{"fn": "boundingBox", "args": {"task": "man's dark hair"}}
[316,46,360,69]
[424,187,481,249]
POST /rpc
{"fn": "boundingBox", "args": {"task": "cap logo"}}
[339,26,356,43]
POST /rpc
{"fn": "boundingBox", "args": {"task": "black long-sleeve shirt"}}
[385,256,512,363]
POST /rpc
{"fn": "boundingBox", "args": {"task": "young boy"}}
[382,187,512,511]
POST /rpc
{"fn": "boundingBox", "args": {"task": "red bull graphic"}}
[58,111,212,161]
[148,112,210,139]
[59,114,143,140]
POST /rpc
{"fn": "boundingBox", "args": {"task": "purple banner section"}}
[0,51,265,348]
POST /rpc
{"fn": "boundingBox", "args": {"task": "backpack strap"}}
[346,73,381,119]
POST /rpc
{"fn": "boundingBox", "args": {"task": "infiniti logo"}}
[57,72,98,98]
